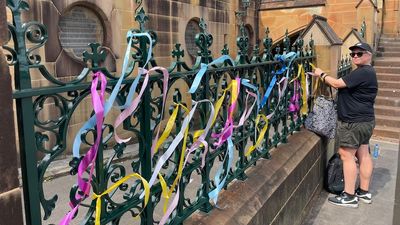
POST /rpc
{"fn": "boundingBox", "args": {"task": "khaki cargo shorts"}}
[337,120,375,149]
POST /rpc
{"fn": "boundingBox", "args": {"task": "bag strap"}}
[312,74,335,101]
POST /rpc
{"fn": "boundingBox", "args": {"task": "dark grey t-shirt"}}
[337,65,378,122]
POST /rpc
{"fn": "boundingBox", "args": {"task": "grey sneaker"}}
[356,188,372,204]
[328,192,358,208]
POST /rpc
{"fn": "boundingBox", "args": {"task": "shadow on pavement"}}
[371,167,391,196]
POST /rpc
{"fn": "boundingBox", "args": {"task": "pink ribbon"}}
[60,71,107,224]
[212,77,241,147]
[235,90,257,128]
[114,67,169,144]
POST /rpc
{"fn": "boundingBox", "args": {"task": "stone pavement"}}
[302,138,400,225]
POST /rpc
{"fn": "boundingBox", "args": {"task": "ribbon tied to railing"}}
[59,71,107,225]
[61,45,313,224]
[61,31,153,225]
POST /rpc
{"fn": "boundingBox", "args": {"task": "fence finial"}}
[135,5,148,32]
[360,18,366,38]
[283,29,290,53]
[195,18,213,62]
[83,43,106,68]
[262,27,273,61]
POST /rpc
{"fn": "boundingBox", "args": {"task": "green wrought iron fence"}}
[4,1,348,225]
[338,57,352,78]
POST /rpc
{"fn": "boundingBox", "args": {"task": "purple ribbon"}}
[288,80,300,115]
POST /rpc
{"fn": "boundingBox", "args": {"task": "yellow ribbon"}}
[162,80,238,211]
[158,173,170,200]
[154,104,180,154]
[231,79,239,105]
[152,103,191,212]
[213,87,229,125]
[192,82,231,143]
[289,64,303,84]
[300,65,308,115]
[92,173,150,225]
[158,80,239,212]
[193,130,203,141]
[195,80,236,143]
[162,104,190,212]
[245,114,269,156]
[309,62,321,96]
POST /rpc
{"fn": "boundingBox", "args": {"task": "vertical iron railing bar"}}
[237,67,248,181]
[137,30,155,225]
[95,122,106,222]
[9,2,43,224]
[199,75,213,214]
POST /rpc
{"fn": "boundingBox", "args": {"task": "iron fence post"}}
[0,1,24,224]
[237,67,248,181]
[11,7,43,225]
[139,34,154,225]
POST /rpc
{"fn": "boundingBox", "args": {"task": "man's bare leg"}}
[339,147,357,195]
[356,144,373,191]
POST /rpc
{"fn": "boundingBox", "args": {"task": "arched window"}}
[244,25,254,56]
[185,19,201,62]
[59,6,104,60]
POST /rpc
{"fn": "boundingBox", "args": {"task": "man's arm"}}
[322,75,347,89]
[309,68,347,89]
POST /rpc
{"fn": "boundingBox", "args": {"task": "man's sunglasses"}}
[350,51,366,58]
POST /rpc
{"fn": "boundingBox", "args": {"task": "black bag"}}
[325,153,344,194]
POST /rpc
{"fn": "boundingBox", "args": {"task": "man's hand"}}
[307,67,347,89]
[306,67,325,77]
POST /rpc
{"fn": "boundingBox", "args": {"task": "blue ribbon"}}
[208,137,234,205]
[242,79,261,112]
[259,52,298,109]
[189,55,235,94]
[72,31,153,158]
[281,52,297,79]
[118,70,142,110]
[260,75,277,109]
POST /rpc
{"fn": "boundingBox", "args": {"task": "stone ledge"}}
[0,188,23,225]
[184,129,323,225]
[260,0,325,11]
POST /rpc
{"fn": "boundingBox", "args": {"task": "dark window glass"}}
[59,6,104,59]
[185,19,201,61]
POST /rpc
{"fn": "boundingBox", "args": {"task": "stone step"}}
[374,105,400,117]
[377,73,400,81]
[378,80,400,89]
[380,37,400,41]
[379,42,400,47]
[378,52,400,57]
[380,38,400,42]
[373,125,400,139]
[374,59,400,66]
[378,88,400,98]
[375,96,400,107]
[375,66,400,74]
[377,46,400,52]
[375,114,400,128]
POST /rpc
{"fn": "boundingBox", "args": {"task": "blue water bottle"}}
[372,144,379,159]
